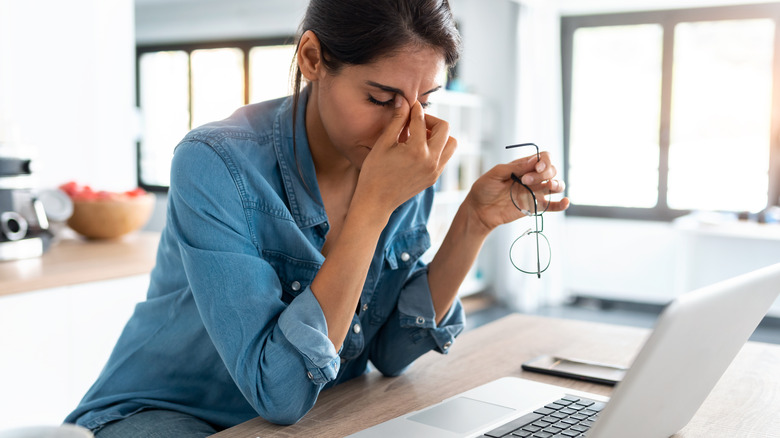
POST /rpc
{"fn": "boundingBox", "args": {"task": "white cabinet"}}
[424,91,487,296]
[0,276,148,431]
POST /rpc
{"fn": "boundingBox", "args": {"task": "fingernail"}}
[536,162,546,172]
[522,174,533,185]
[395,95,403,109]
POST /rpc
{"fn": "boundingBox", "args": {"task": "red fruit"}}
[58,181,80,197]
[125,187,147,198]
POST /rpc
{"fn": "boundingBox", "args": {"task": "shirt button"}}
[291,281,301,291]
[353,324,361,334]
[416,316,425,325]
[400,252,411,262]
[443,341,452,350]
[362,303,369,312]
[306,371,313,380]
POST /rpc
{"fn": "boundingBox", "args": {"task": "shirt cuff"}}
[397,268,465,353]
[278,287,340,384]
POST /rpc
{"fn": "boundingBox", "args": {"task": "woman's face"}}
[307,44,446,169]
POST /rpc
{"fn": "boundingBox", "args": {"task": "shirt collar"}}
[273,87,329,229]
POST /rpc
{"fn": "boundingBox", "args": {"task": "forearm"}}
[310,197,390,351]
[428,200,491,324]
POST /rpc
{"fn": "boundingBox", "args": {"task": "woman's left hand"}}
[463,151,570,233]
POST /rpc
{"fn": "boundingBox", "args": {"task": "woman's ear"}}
[297,30,324,82]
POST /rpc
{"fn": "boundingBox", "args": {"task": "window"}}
[562,4,780,220]
[136,38,296,190]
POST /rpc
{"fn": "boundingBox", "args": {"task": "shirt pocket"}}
[262,250,322,305]
[369,225,431,325]
[383,225,431,270]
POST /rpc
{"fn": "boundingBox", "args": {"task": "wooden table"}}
[0,231,159,297]
[213,313,780,438]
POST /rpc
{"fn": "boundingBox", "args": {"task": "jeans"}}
[93,410,218,438]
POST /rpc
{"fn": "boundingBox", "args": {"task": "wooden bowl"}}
[66,193,155,239]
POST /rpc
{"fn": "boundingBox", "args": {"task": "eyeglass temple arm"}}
[505,142,541,162]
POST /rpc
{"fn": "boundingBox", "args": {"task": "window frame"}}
[135,36,296,193]
[561,3,780,221]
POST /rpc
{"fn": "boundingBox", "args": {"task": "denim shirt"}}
[65,89,465,430]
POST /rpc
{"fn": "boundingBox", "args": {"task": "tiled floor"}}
[463,293,780,345]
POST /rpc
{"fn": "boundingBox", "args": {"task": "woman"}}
[65,0,568,436]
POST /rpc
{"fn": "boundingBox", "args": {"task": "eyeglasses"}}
[506,143,551,278]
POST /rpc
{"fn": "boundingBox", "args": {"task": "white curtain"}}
[493,0,569,312]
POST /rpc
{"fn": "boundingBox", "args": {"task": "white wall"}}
[563,217,679,303]
[135,0,308,44]
[0,0,137,192]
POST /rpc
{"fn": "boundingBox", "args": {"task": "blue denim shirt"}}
[65,89,465,430]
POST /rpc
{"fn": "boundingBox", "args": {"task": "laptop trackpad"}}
[408,397,515,433]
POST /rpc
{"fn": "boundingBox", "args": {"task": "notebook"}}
[348,262,780,438]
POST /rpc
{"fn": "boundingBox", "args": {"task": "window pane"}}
[569,25,663,208]
[191,48,245,129]
[139,51,189,187]
[668,19,773,212]
[249,45,296,103]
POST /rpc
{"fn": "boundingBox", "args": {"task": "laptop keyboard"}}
[479,395,605,438]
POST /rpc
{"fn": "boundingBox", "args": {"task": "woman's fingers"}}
[374,95,411,149]
[542,197,571,213]
[423,112,451,159]
[403,101,454,171]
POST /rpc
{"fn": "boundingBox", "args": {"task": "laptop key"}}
[570,425,590,433]
[484,413,543,437]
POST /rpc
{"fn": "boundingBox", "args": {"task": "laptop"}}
[348,262,780,438]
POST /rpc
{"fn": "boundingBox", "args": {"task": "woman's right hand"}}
[354,96,458,218]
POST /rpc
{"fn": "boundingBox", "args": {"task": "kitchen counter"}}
[0,231,160,297]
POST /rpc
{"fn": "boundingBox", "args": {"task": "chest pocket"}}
[262,250,322,305]
[384,225,431,270]
[368,225,431,326]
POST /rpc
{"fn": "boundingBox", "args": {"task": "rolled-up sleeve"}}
[277,287,341,384]
[370,264,465,377]
[170,140,337,424]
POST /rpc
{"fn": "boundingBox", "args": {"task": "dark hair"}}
[290,0,462,183]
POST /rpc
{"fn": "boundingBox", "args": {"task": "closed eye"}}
[368,95,394,107]
[368,95,432,109]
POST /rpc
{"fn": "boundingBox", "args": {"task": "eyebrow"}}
[365,81,442,97]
